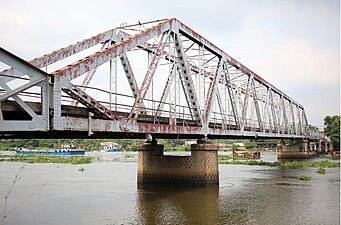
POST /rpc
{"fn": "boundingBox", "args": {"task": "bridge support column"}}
[137,142,219,187]
[304,139,309,152]
[328,142,333,152]
[276,139,309,159]
[318,140,323,153]
[310,142,314,152]
[314,142,318,152]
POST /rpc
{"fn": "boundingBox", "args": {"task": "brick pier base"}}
[276,140,309,159]
[137,143,219,187]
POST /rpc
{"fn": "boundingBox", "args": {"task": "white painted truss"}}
[0,18,325,140]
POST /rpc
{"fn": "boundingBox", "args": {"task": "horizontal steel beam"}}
[0,47,49,79]
[1,30,116,76]
[53,19,174,82]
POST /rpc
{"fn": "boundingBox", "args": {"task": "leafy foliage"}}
[316,167,326,174]
[244,140,257,149]
[324,115,340,151]
[298,176,311,181]
[308,125,319,132]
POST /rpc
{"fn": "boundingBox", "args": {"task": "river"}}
[0,152,339,225]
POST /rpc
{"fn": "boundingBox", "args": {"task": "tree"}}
[324,115,340,151]
[308,125,319,132]
[244,140,257,149]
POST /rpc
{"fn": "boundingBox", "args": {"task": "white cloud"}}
[0,9,32,26]
[254,38,340,87]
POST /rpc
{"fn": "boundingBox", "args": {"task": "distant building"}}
[234,143,244,147]
[100,142,119,151]
[318,126,324,133]
[185,141,197,146]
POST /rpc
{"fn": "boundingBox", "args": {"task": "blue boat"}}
[107,147,121,152]
[16,144,85,155]
[99,142,121,152]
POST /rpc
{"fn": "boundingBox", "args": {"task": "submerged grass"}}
[316,167,326,174]
[218,154,259,161]
[219,159,340,168]
[0,155,93,164]
[298,175,311,181]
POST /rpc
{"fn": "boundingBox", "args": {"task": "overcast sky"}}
[1,0,339,126]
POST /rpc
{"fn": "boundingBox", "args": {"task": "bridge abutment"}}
[277,139,333,159]
[137,142,219,187]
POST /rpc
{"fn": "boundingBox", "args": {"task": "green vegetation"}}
[316,167,326,174]
[324,115,340,151]
[244,140,257,149]
[0,139,191,152]
[308,125,319,132]
[124,155,134,159]
[218,154,259,161]
[78,167,86,172]
[219,160,340,168]
[298,176,311,181]
[218,155,234,161]
[0,138,279,152]
[0,155,93,164]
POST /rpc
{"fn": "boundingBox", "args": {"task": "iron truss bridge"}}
[0,18,325,140]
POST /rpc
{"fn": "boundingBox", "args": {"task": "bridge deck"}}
[1,100,305,140]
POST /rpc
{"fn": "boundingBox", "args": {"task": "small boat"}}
[106,146,121,152]
[16,144,85,155]
[99,142,121,152]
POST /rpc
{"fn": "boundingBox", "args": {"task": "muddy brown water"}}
[0,152,339,225]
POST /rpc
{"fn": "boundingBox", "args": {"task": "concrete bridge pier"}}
[310,142,316,152]
[137,139,219,187]
[277,138,334,159]
[276,139,309,159]
[317,139,333,153]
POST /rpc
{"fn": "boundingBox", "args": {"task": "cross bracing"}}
[0,18,325,140]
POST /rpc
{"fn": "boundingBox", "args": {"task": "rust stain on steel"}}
[176,19,225,57]
[53,19,174,80]
[119,118,137,132]
[68,84,119,120]
[136,122,202,134]
[117,118,202,134]
[175,19,302,109]
[1,29,116,75]
[204,59,222,123]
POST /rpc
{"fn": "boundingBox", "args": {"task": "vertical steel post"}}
[173,32,203,126]
[109,56,118,111]
[223,63,240,129]
[251,78,263,132]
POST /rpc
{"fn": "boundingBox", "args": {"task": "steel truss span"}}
[0,18,324,140]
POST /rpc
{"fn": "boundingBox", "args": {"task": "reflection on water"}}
[0,152,339,225]
[137,186,219,225]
